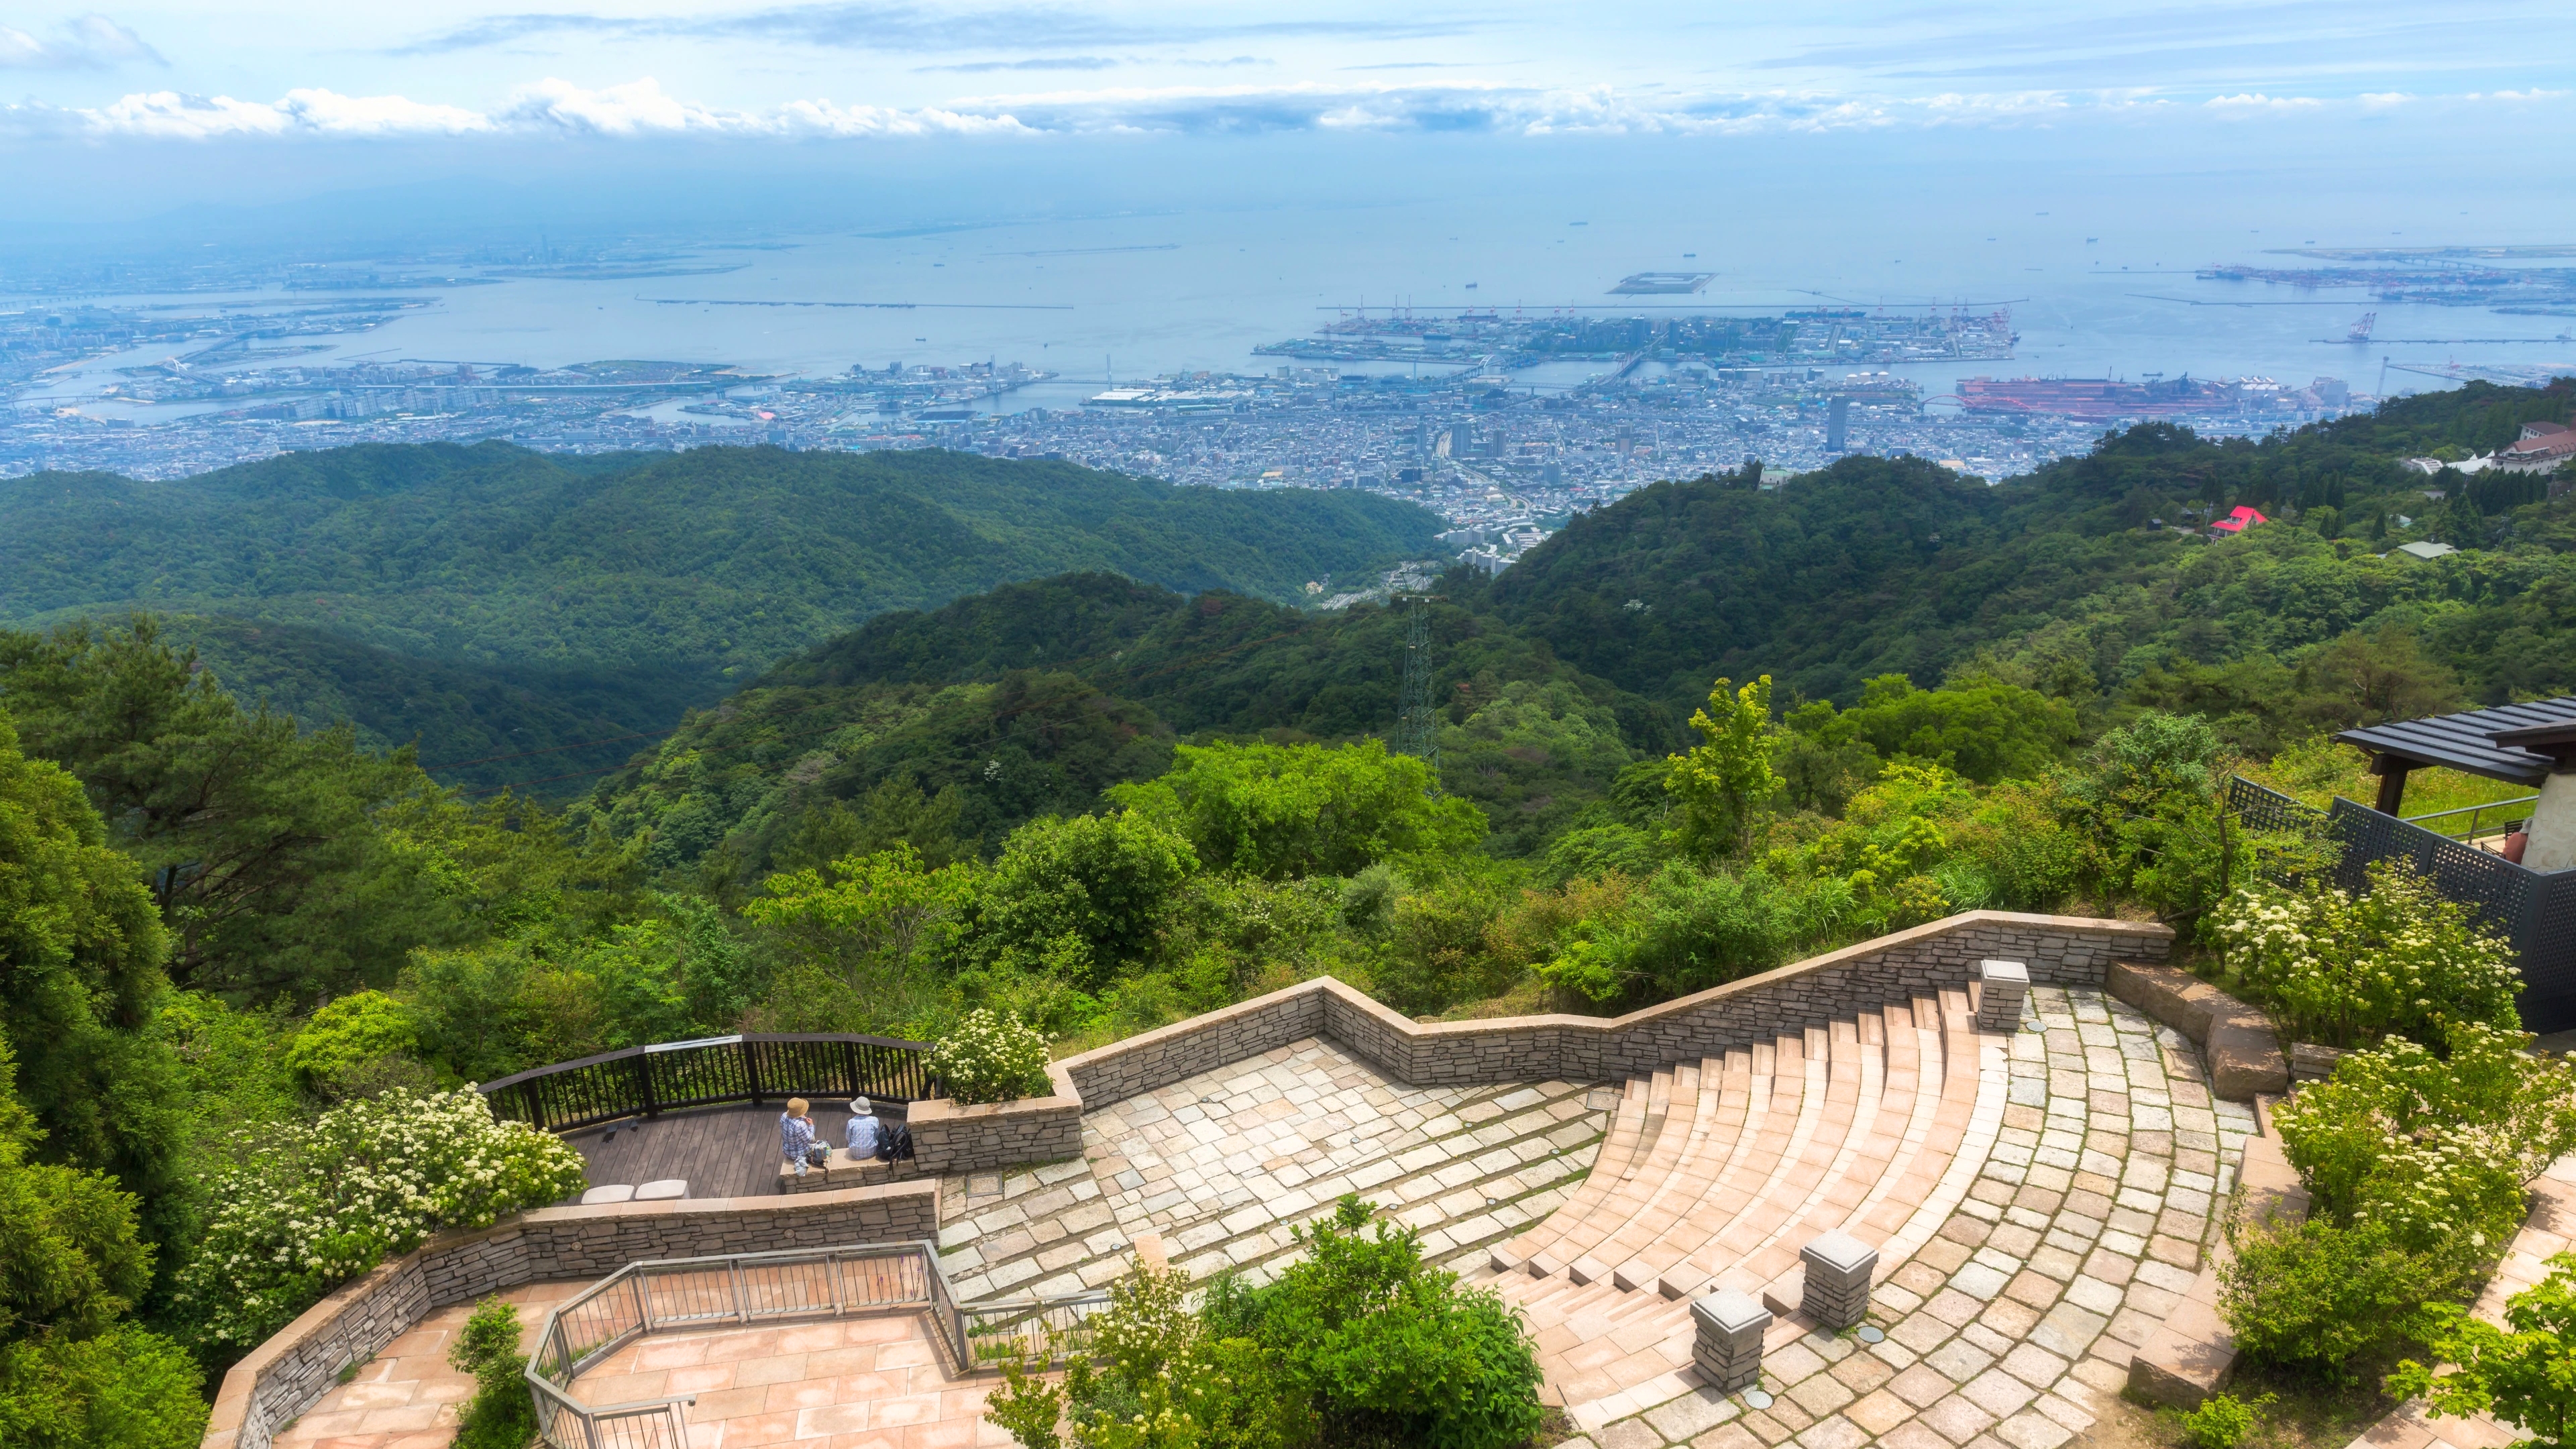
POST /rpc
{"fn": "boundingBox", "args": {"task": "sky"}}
[2,3,2573,236]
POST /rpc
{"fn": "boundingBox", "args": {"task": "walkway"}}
[936,1036,1608,1302]
[575,1313,1010,1449]
[271,1281,586,1449]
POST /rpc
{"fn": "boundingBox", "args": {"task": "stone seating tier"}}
[779,1148,925,1194]
[1475,984,2007,1420]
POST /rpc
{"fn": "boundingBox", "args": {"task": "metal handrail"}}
[478,1032,941,1133]
[527,1240,1109,1448]
[2404,794,2541,844]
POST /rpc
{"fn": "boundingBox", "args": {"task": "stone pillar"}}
[1690,1289,1771,1392]
[1977,959,2031,1033]
[1800,1230,1878,1330]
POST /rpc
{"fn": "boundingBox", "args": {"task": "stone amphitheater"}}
[222,911,2385,1449]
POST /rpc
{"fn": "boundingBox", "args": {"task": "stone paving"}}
[575,1313,1011,1449]
[1544,985,2254,1449]
[271,1281,584,1449]
[936,1037,1608,1301]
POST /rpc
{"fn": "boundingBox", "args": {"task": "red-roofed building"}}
[2209,505,2269,535]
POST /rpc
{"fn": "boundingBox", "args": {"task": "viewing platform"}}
[219,910,2286,1449]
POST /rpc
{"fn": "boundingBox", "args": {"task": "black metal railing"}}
[2224,776,2576,1031]
[480,1033,938,1134]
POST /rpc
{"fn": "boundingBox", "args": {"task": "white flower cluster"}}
[2213,861,2520,1048]
[172,1086,588,1351]
[930,1009,1051,1106]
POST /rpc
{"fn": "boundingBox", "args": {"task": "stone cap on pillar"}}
[1800,1229,1879,1281]
[1979,960,2031,988]
[1691,1288,1772,1338]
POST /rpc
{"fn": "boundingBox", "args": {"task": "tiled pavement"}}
[272,1281,586,1449]
[575,1313,1012,1449]
[1538,985,2255,1449]
[936,1037,1608,1301]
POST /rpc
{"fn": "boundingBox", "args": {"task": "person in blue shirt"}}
[780,1097,818,1177]
[846,1097,882,1161]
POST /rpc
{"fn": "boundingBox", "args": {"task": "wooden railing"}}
[479,1033,938,1134]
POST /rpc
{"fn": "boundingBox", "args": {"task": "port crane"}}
[2344,313,2377,343]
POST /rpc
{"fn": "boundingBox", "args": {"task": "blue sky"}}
[5,1,2571,139]
[2,2,2571,235]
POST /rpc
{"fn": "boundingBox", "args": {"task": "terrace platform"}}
[934,1036,1608,1302]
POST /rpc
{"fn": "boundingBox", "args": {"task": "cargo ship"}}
[1951,374,2242,420]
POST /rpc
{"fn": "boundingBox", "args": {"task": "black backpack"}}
[877,1124,914,1163]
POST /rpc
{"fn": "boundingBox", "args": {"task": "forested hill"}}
[1469,381,2576,716]
[0,443,1445,788]
[569,379,2576,884]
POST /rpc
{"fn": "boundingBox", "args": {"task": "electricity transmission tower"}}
[1395,594,1440,775]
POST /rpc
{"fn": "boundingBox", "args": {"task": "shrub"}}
[2392,1250,2576,1449]
[448,1297,537,1449]
[170,1087,588,1354]
[931,1009,1052,1105]
[986,1259,1300,1449]
[1111,739,1483,881]
[283,990,424,1094]
[2180,1391,2272,1449]
[970,812,1198,993]
[1534,863,1807,1008]
[1205,1195,1544,1449]
[2273,1022,2576,1257]
[2219,1214,2438,1379]
[2214,860,2522,1048]
[0,1322,210,1449]
[1374,873,1513,1016]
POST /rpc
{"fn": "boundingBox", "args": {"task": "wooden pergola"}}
[2335,696,2576,815]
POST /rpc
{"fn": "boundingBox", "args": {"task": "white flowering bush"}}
[170,1087,588,1353]
[930,1008,1051,1105]
[2213,859,2520,1049]
[2275,1022,2576,1258]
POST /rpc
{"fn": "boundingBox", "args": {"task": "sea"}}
[15,184,2576,421]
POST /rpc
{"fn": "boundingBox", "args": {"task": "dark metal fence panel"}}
[2222,776,2576,1032]
[482,1033,938,1132]
[2322,798,2537,926]
[2224,775,2326,837]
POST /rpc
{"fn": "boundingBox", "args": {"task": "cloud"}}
[11,74,2564,144]
[0,13,161,69]
[947,80,2102,136]
[916,57,1122,74]
[396,3,1466,56]
[76,88,492,138]
[497,76,1032,135]
[2202,91,2325,111]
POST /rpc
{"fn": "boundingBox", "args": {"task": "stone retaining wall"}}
[1054,909,2169,1111]
[904,910,2176,1177]
[2105,959,2291,1100]
[910,1075,1085,1174]
[201,1181,938,1449]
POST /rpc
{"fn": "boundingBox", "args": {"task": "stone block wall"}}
[910,1076,1084,1174]
[203,1182,938,1449]
[1057,989,1330,1105]
[950,912,2172,1142]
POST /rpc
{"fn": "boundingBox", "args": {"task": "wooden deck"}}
[563,1102,902,1201]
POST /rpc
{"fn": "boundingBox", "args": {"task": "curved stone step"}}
[1546,1057,1710,1279]
[1489,1074,1650,1273]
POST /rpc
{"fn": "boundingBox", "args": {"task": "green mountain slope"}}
[575,381,2576,880]
[1471,389,2576,716]
[0,443,1446,788]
